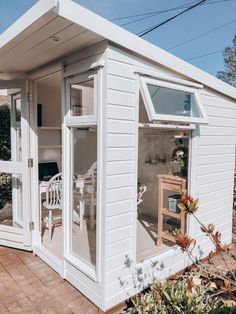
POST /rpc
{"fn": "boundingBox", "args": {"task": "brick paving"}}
[0,246,99,314]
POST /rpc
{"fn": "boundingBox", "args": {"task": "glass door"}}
[0,80,32,250]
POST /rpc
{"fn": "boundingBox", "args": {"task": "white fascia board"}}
[55,0,236,101]
[0,0,58,49]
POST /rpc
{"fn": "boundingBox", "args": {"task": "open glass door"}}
[0,80,32,250]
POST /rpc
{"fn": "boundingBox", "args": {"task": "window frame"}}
[140,76,209,124]
[65,71,98,125]
[63,68,101,281]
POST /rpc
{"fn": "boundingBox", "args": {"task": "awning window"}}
[140,77,208,124]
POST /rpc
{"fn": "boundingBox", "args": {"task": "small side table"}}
[157,174,186,246]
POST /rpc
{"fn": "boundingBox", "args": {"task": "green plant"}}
[0,104,11,161]
[130,274,224,314]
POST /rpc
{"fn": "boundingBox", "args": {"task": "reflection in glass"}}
[71,127,97,267]
[0,173,23,228]
[70,79,94,116]
[0,89,22,161]
[147,84,202,118]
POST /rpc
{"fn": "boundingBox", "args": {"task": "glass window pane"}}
[70,79,94,116]
[147,84,203,118]
[71,127,97,267]
[136,129,189,261]
[0,172,23,228]
[0,89,22,161]
[13,96,21,122]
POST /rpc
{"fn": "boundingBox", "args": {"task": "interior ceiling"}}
[0,11,103,74]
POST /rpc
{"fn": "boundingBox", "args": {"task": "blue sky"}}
[0,0,235,76]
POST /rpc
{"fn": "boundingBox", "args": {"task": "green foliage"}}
[0,104,11,161]
[209,308,236,314]
[130,275,225,314]
[217,35,236,87]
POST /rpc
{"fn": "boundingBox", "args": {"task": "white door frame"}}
[29,72,64,275]
[0,79,32,250]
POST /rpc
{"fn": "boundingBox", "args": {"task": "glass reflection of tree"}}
[0,104,12,212]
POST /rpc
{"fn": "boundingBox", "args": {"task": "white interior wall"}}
[37,73,61,165]
[103,43,236,310]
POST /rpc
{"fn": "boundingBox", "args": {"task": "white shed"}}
[0,0,236,312]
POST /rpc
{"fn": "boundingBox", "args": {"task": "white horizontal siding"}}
[107,147,135,161]
[107,104,135,120]
[107,199,134,217]
[194,90,236,254]
[104,44,236,310]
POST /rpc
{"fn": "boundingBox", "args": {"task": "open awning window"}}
[140,77,208,124]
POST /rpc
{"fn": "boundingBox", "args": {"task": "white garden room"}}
[0,0,236,312]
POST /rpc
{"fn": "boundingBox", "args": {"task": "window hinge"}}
[27,93,33,102]
[29,222,34,231]
[28,158,33,168]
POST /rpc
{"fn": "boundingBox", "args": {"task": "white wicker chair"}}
[43,172,62,240]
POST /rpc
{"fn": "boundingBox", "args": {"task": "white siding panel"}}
[107,59,135,79]
[106,226,133,246]
[206,106,236,118]
[198,154,234,166]
[197,145,234,156]
[207,117,236,128]
[106,239,133,259]
[107,104,135,120]
[107,199,134,217]
[107,74,136,93]
[107,187,133,203]
[197,162,234,175]
[198,136,235,146]
[106,252,132,272]
[108,89,136,107]
[107,213,133,231]
[199,126,236,137]
[107,134,134,147]
[196,179,233,195]
[108,120,135,134]
[107,148,135,161]
[107,174,134,189]
[197,171,233,186]
[198,188,232,205]
[107,161,134,175]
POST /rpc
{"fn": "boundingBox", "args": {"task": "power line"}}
[138,0,209,38]
[186,49,223,61]
[111,0,231,24]
[119,1,198,27]
[168,19,236,51]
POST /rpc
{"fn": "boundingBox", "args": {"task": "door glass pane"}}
[71,127,97,267]
[0,172,23,228]
[147,84,203,118]
[70,79,94,116]
[0,89,22,161]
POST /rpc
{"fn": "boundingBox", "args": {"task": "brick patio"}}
[0,246,100,314]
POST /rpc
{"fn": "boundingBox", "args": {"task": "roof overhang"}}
[0,0,235,100]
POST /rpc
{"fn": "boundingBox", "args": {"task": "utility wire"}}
[111,0,231,23]
[138,0,209,37]
[119,1,198,27]
[168,19,236,51]
[186,49,223,61]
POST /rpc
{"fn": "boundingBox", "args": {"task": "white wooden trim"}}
[138,123,196,130]
[0,79,32,249]
[63,66,102,282]
[28,63,63,80]
[134,68,203,89]
[33,244,63,276]
[0,0,57,50]
[65,71,98,124]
